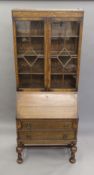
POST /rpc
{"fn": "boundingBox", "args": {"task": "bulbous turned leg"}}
[16,143,24,164]
[69,143,77,164]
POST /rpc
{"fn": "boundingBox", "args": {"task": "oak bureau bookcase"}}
[12,10,84,164]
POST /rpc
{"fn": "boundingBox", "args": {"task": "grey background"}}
[0,1,94,175]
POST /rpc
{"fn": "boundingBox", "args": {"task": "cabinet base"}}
[16,142,77,164]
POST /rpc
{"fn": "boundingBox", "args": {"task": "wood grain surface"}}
[17,92,77,119]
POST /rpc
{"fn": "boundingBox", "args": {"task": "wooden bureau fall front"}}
[12,10,84,163]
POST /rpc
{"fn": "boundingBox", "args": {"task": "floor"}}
[0,120,94,175]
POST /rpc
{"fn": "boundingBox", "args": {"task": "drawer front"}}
[18,130,76,142]
[16,119,78,131]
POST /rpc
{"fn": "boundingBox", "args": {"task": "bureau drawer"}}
[18,130,76,142]
[16,119,78,131]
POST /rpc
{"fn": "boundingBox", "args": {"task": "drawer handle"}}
[23,123,32,130]
[64,122,71,128]
[26,134,32,140]
[63,134,68,139]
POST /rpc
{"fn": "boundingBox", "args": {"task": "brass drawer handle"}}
[63,123,71,128]
[23,123,32,130]
[26,134,32,140]
[62,134,68,139]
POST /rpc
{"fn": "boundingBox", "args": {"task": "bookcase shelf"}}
[16,35,44,38]
[51,35,79,38]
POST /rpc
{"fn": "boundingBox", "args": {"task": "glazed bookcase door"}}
[49,18,81,91]
[13,12,83,92]
[15,19,45,90]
